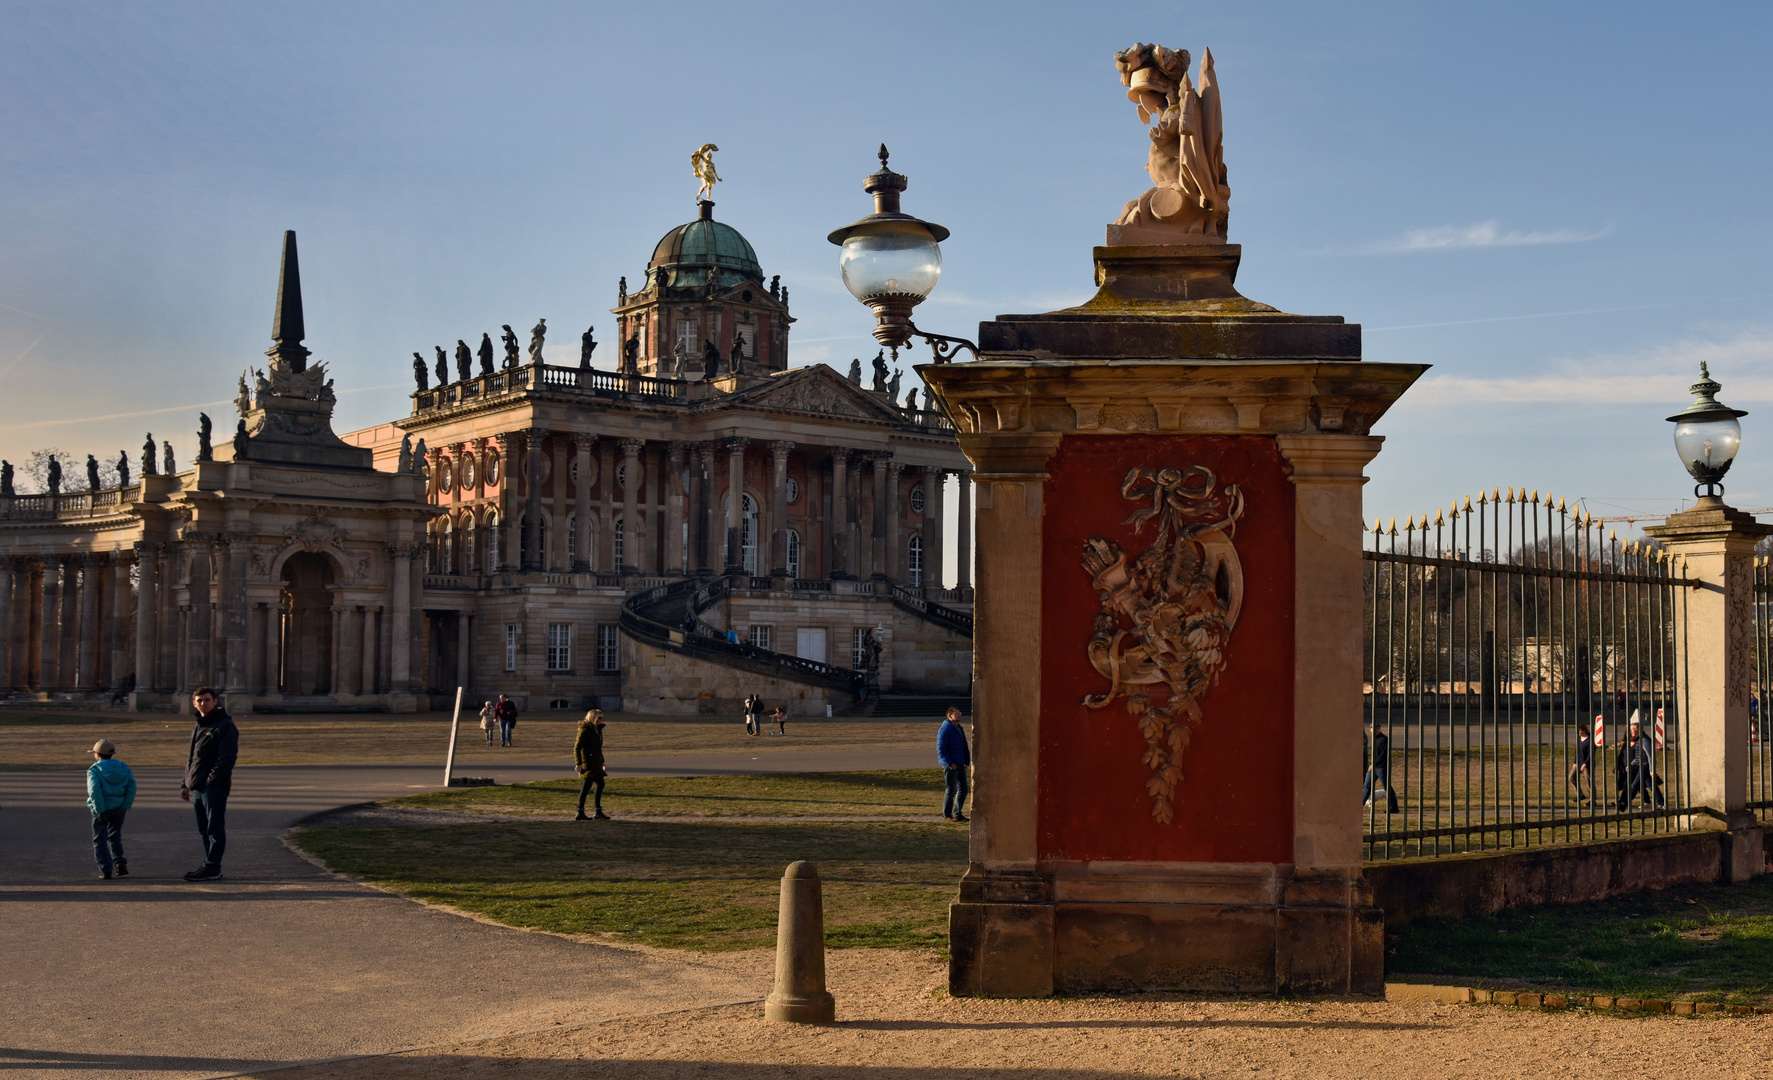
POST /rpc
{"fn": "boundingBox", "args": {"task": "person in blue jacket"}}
[87,738,136,880]
[937,706,971,822]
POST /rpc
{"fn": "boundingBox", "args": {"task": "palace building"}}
[0,193,975,715]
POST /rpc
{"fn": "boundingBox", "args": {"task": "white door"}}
[796,627,828,664]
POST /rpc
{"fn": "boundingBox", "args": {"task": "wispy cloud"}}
[1372,220,1612,254]
[8,383,406,431]
[1407,331,1773,407]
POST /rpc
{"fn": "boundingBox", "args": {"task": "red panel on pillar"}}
[1038,434,1295,863]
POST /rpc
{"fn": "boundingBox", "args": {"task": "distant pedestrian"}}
[574,710,610,821]
[181,688,238,882]
[772,706,787,735]
[937,707,970,822]
[478,700,496,746]
[726,627,742,646]
[1362,723,1399,814]
[1616,717,1665,810]
[87,738,136,880]
[743,693,761,737]
[1568,727,1593,803]
[494,694,518,746]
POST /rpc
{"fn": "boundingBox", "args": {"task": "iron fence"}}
[1751,558,1773,818]
[1363,488,1694,860]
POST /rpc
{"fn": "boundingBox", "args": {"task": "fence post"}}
[1645,503,1772,880]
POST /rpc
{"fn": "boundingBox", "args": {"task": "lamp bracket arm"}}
[905,321,980,363]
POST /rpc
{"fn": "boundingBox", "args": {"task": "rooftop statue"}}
[770,275,781,301]
[1112,43,1229,239]
[702,339,721,381]
[412,352,428,391]
[618,276,628,305]
[434,346,449,387]
[197,413,213,462]
[86,454,100,492]
[117,451,129,489]
[501,325,519,368]
[455,339,472,381]
[398,433,413,473]
[888,368,902,404]
[46,455,61,495]
[673,337,689,380]
[478,333,494,375]
[905,387,919,412]
[162,441,174,474]
[1,460,12,498]
[413,438,427,475]
[624,335,640,373]
[580,325,597,368]
[848,358,862,385]
[529,318,547,364]
[142,433,157,476]
[871,349,889,393]
[732,327,745,364]
[234,373,252,416]
[691,143,721,203]
[233,419,249,460]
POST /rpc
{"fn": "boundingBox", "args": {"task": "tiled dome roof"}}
[648,205,763,289]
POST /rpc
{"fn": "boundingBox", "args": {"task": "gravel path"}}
[250,950,1773,1080]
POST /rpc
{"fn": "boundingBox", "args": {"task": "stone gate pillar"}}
[923,238,1422,999]
[1645,502,1772,881]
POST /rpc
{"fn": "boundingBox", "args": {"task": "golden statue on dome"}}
[691,143,721,203]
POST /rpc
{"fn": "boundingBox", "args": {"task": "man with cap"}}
[180,687,239,881]
[87,738,136,880]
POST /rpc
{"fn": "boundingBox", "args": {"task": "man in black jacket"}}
[181,687,239,881]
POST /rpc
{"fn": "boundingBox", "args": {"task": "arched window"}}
[486,512,501,573]
[908,533,923,588]
[786,529,802,580]
[566,514,576,565]
[463,516,478,575]
[614,516,624,568]
[741,494,757,575]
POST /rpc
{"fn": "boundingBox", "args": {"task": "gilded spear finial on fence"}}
[1463,495,1473,512]
[1435,508,1445,525]
[1387,517,1397,535]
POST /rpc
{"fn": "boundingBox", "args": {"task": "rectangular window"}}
[750,625,772,650]
[546,623,571,671]
[852,627,870,670]
[735,324,755,359]
[505,624,518,671]
[675,320,698,355]
[597,624,620,672]
[796,627,828,665]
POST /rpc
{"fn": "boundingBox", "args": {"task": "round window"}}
[910,486,925,515]
[437,461,453,493]
[485,454,500,485]
[618,461,644,490]
[785,476,800,505]
[461,455,477,489]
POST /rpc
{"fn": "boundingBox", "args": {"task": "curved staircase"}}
[619,577,866,693]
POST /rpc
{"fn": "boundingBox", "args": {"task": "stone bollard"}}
[764,860,836,1023]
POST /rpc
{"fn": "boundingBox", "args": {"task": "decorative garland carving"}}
[1080,465,1245,823]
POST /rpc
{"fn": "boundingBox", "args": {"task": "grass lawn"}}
[392,769,950,818]
[290,769,969,952]
[0,711,934,769]
[1390,875,1773,1003]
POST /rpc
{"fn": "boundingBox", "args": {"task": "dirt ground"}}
[255,948,1772,1080]
[0,711,933,769]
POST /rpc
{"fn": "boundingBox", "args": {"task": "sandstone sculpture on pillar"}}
[142,434,157,476]
[502,325,520,368]
[479,332,495,375]
[434,347,449,387]
[1112,43,1229,240]
[455,339,473,382]
[529,319,547,364]
[412,353,428,391]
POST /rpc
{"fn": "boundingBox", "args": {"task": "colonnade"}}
[426,431,974,589]
[0,551,134,694]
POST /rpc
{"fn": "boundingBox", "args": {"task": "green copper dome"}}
[648,203,763,290]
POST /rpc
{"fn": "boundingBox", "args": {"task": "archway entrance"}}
[281,552,334,695]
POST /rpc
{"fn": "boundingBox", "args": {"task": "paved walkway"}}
[0,748,925,1080]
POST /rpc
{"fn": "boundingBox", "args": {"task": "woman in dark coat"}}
[574,710,609,821]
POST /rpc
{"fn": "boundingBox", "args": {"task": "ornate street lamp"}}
[828,145,978,362]
[1667,361,1747,500]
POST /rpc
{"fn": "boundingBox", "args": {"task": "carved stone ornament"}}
[1080,465,1245,824]
[1112,44,1230,239]
[761,378,874,419]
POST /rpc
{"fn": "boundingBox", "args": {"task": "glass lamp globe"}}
[1666,361,1748,497]
[828,145,949,353]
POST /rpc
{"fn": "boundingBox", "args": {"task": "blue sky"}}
[3,1,1771,533]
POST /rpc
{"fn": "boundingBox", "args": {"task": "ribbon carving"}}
[1081,465,1245,823]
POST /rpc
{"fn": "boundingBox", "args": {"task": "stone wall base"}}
[948,863,1383,998]
[1367,825,1766,928]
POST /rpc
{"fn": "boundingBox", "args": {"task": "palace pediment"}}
[724,364,902,422]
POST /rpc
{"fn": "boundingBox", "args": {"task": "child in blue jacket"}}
[87,739,137,879]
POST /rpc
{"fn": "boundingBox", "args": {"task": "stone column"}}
[523,429,545,571]
[360,606,379,695]
[870,454,890,581]
[59,559,80,690]
[222,536,252,711]
[388,543,416,697]
[549,436,569,570]
[925,468,947,592]
[107,553,132,690]
[620,438,643,574]
[133,544,158,700]
[157,547,179,691]
[599,439,617,572]
[770,441,794,577]
[573,436,594,572]
[1645,502,1773,881]
[497,433,519,572]
[957,471,973,590]
[666,442,688,575]
[264,600,283,695]
[0,558,14,690]
[830,449,851,580]
[76,555,99,689]
[38,556,61,691]
[885,460,904,582]
[696,442,718,573]
[329,603,345,696]
[725,437,750,574]
[644,445,661,574]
